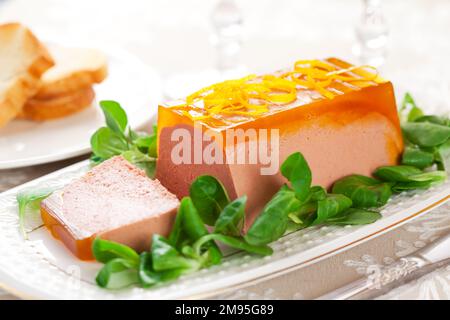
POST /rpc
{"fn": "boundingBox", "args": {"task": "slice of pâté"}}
[41,156,179,260]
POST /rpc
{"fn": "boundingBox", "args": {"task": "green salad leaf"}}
[414,115,449,126]
[287,202,317,226]
[214,196,246,237]
[391,171,447,192]
[90,100,157,177]
[189,175,230,226]
[131,124,158,157]
[308,186,327,201]
[245,189,300,246]
[169,197,210,248]
[286,185,326,226]
[374,165,423,182]
[194,234,273,256]
[99,100,129,138]
[151,235,200,272]
[402,122,450,147]
[374,165,446,182]
[399,93,450,171]
[436,140,450,171]
[313,194,352,225]
[138,252,185,288]
[92,238,140,266]
[280,152,312,201]
[90,127,128,159]
[391,180,440,192]
[375,165,446,192]
[400,92,423,122]
[169,197,222,265]
[122,148,156,178]
[16,188,54,238]
[324,208,382,226]
[332,175,392,208]
[404,171,447,182]
[96,258,139,289]
[401,146,435,169]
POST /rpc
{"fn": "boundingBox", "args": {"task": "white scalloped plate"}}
[0,160,449,299]
[0,48,161,169]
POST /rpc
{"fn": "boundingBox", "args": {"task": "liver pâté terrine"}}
[41,156,179,260]
[156,58,404,228]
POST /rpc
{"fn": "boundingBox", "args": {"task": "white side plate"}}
[0,161,448,299]
[0,48,161,169]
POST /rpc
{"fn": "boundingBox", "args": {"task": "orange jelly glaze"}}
[41,206,95,260]
[159,83,401,140]
[158,63,403,162]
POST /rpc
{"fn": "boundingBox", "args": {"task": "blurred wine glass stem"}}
[164,0,245,100]
[211,0,243,73]
[354,0,388,68]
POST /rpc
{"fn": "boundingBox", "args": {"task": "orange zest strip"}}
[168,60,381,121]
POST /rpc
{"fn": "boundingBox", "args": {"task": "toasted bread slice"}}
[0,23,54,127]
[18,86,95,121]
[35,45,107,99]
